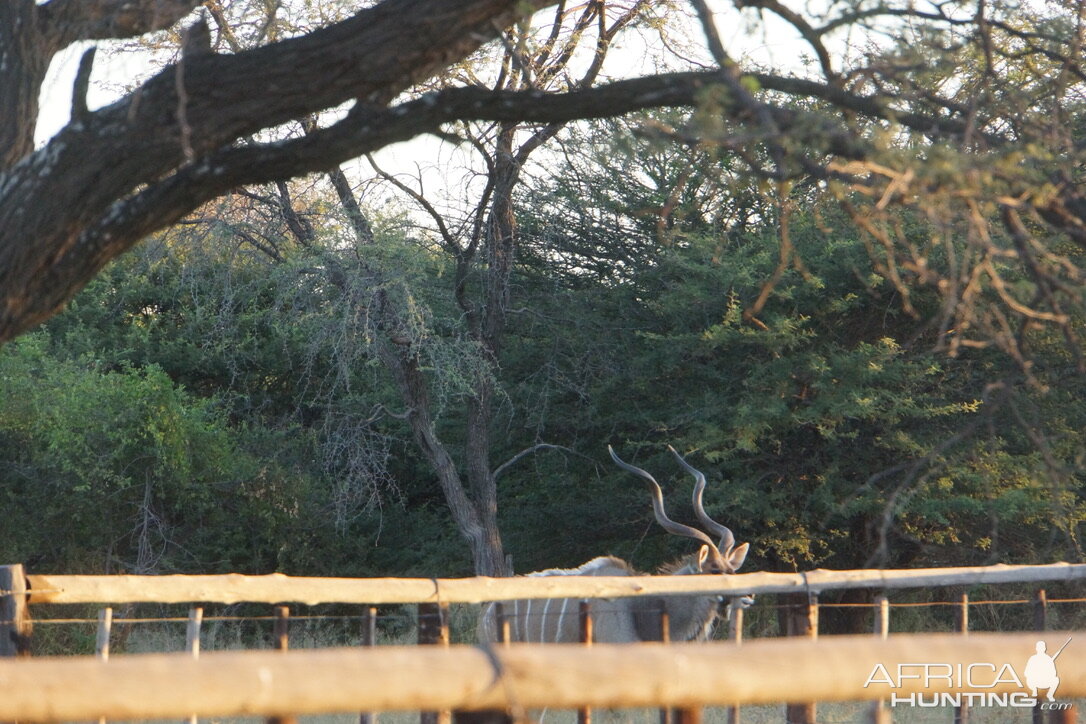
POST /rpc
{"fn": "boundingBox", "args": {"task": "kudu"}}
[479,445,750,643]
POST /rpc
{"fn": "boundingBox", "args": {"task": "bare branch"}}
[493,443,577,480]
[735,0,837,82]
[366,154,459,254]
[69,46,97,124]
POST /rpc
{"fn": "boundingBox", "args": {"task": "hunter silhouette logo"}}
[1025,637,1071,702]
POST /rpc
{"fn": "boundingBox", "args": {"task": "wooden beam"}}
[0,564,31,656]
[25,562,1086,605]
[0,632,1080,721]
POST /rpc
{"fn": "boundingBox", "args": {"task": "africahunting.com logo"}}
[863,637,1072,710]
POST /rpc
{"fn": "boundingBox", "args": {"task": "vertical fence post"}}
[419,603,451,724]
[186,607,203,656]
[728,599,744,724]
[955,594,969,724]
[186,607,203,724]
[659,608,672,724]
[676,710,703,724]
[494,602,509,645]
[785,593,818,724]
[728,599,744,644]
[1033,589,1047,724]
[655,604,702,724]
[1053,705,1077,724]
[94,607,112,659]
[96,608,113,659]
[0,564,31,657]
[360,606,379,724]
[268,606,297,724]
[97,607,113,724]
[869,595,890,724]
[578,600,593,724]
[274,606,290,651]
[452,603,512,724]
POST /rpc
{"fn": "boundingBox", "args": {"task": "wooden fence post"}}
[869,595,890,724]
[419,603,450,724]
[785,593,818,724]
[1034,589,1047,724]
[268,606,297,724]
[187,607,203,724]
[495,602,509,645]
[1034,588,1048,630]
[453,603,511,724]
[360,606,378,724]
[578,601,593,724]
[96,608,113,659]
[955,594,969,724]
[274,606,290,651]
[0,564,31,657]
[97,607,113,724]
[660,608,671,724]
[1053,704,1077,724]
[676,710,703,724]
[728,599,744,724]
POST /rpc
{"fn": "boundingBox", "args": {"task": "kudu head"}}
[608,445,749,574]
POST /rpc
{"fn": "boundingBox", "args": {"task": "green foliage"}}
[3,104,1084,584]
[0,332,304,572]
[503,117,1086,574]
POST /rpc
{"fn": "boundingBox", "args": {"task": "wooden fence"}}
[0,633,1083,721]
[21,561,1086,604]
[3,561,1086,722]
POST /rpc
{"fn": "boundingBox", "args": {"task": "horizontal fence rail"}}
[0,631,1080,721]
[24,561,1086,605]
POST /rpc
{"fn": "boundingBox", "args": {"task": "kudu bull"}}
[479,445,750,643]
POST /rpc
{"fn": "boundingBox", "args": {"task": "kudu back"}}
[479,445,750,643]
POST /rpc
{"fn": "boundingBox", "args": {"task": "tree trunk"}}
[454,124,521,577]
[377,333,509,576]
[0,2,54,170]
[325,159,511,577]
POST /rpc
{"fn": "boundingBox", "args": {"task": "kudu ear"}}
[727,542,750,572]
[696,544,711,570]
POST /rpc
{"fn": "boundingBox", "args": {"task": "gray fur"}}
[479,553,731,644]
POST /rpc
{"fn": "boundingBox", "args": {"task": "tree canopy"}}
[1,0,1084,581]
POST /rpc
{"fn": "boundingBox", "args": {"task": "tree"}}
[510,114,1085,574]
[356,0,666,575]
[5,0,1086,577]
[75,0,677,576]
[5,0,1084,364]
[0,0,710,347]
[0,332,304,574]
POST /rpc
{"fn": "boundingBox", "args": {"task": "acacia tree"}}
[0,0,707,345]
[357,0,665,575]
[5,0,1084,356]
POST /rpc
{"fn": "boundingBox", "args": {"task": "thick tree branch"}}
[8,60,990,343]
[0,0,552,343]
[37,0,201,46]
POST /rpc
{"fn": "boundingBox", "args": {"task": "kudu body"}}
[479,446,750,643]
